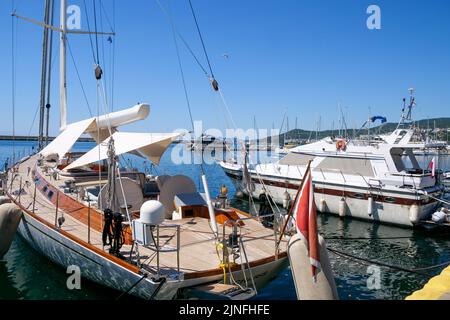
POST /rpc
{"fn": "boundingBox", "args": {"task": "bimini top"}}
[40,103,150,159]
[64,131,181,170]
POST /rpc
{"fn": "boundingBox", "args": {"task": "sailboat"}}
[3,1,288,300]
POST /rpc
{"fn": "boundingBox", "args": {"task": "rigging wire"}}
[11,0,17,162]
[154,0,208,76]
[66,38,93,117]
[83,0,97,64]
[154,0,210,78]
[27,104,41,137]
[45,0,55,146]
[99,0,115,33]
[99,0,109,109]
[156,0,206,174]
[109,0,116,111]
[161,0,195,133]
[92,0,100,65]
[187,0,214,79]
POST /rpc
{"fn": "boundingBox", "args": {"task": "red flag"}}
[429,157,436,177]
[292,169,321,281]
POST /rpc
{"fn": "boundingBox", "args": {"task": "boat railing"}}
[144,224,181,277]
[222,212,281,263]
[220,214,278,293]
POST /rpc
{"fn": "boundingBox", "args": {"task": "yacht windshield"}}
[390,148,422,174]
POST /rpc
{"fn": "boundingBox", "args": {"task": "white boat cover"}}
[64,131,181,170]
[40,104,150,159]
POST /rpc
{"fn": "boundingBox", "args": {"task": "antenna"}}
[406,87,415,121]
[396,88,415,130]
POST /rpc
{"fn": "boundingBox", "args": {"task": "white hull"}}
[16,206,287,299]
[223,167,440,227]
[17,209,171,299]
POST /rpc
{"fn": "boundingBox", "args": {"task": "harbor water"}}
[1,140,449,300]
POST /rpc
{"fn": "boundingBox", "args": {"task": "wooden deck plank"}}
[7,155,287,276]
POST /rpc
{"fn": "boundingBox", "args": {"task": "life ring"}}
[336,139,346,151]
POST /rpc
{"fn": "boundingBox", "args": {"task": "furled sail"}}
[40,118,95,159]
[64,131,181,170]
[40,104,150,159]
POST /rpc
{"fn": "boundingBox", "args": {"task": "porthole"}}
[384,197,396,204]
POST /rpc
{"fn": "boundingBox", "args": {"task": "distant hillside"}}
[270,117,450,144]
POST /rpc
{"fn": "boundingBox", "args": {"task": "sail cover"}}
[64,131,181,170]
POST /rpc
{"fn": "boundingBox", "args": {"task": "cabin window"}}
[279,153,315,166]
[384,197,396,204]
[394,130,407,144]
[184,208,194,218]
[316,157,375,177]
[42,185,48,193]
[351,193,365,199]
[47,190,54,200]
[389,148,422,174]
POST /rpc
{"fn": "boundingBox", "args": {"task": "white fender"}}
[0,203,23,257]
[368,196,374,216]
[338,198,347,217]
[409,204,420,224]
[288,233,339,300]
[0,196,12,205]
[319,198,327,212]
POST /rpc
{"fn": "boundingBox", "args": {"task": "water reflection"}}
[0,141,449,300]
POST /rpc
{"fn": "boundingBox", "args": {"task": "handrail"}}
[145,224,181,277]
[222,211,282,256]
[218,208,284,291]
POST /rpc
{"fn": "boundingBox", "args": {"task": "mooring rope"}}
[326,247,449,277]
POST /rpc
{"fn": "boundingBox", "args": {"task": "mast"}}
[38,0,51,151]
[45,0,55,146]
[59,0,68,131]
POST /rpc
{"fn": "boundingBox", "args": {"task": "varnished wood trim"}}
[5,189,140,274]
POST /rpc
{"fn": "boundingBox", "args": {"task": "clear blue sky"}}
[1,0,449,136]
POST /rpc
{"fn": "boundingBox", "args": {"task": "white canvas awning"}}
[64,131,181,170]
[40,118,95,159]
[40,103,150,159]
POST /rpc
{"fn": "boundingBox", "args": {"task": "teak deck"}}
[7,155,287,278]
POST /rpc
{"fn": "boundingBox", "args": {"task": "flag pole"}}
[276,160,313,251]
